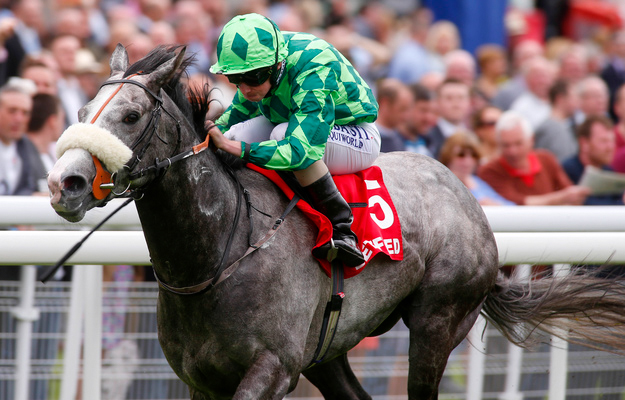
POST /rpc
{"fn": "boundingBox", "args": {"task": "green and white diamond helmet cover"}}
[210,13,288,75]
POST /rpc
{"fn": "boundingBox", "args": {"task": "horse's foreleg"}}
[190,387,215,400]
[302,353,372,400]
[232,351,292,400]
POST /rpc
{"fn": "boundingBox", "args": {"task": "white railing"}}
[2,197,625,265]
[1,196,625,400]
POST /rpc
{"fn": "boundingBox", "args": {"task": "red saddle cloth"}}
[248,164,403,279]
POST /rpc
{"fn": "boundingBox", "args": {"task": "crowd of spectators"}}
[0,1,623,285]
[0,0,624,210]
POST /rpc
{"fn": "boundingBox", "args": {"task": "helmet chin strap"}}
[273,60,286,86]
[265,60,286,98]
[263,15,284,98]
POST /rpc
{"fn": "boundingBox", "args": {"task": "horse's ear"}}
[110,43,129,75]
[147,47,187,90]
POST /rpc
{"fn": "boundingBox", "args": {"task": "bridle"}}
[92,75,211,199]
[83,74,269,294]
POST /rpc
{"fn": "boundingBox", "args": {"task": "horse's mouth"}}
[51,202,87,223]
[48,148,101,223]
[49,180,91,223]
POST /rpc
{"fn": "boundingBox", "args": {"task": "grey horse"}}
[47,45,625,400]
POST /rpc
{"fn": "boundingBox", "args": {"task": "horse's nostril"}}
[62,175,88,195]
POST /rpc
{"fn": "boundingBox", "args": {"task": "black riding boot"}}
[304,172,365,267]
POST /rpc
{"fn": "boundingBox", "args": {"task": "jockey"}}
[207,13,381,267]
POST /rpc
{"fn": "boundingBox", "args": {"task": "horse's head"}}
[48,44,200,222]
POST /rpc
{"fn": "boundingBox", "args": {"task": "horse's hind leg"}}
[402,297,481,400]
[303,353,372,400]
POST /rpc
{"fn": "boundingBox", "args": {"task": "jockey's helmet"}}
[210,13,288,77]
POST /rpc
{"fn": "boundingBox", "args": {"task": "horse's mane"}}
[124,45,246,170]
[124,45,215,146]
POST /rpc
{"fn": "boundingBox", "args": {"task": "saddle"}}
[248,164,403,278]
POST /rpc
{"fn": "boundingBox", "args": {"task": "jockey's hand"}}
[206,124,243,158]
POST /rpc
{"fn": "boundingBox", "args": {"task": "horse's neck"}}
[135,152,241,286]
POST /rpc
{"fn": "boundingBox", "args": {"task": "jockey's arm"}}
[207,122,328,186]
[215,91,263,133]
[209,90,263,157]
[207,125,243,157]
[210,87,335,173]
[242,87,334,170]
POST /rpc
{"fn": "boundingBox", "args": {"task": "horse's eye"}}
[123,113,140,124]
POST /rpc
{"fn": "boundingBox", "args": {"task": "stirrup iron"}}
[325,238,338,262]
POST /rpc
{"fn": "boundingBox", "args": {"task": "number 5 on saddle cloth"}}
[248,164,403,279]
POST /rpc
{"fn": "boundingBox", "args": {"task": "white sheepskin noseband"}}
[56,123,133,172]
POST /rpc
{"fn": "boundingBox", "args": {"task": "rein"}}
[100,77,244,293]
[64,76,281,294]
[97,78,198,193]
[154,194,300,295]
[88,74,168,199]
[85,75,203,199]
[40,197,135,283]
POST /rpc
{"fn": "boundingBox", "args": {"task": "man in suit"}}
[376,78,414,152]
[50,35,87,126]
[426,78,471,158]
[397,83,437,157]
[0,78,43,196]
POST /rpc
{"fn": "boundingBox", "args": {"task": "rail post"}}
[10,265,39,400]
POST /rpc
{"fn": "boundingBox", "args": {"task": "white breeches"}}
[224,116,381,175]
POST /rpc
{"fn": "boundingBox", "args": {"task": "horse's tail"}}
[481,266,625,353]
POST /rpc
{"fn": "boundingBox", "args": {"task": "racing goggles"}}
[226,66,273,87]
